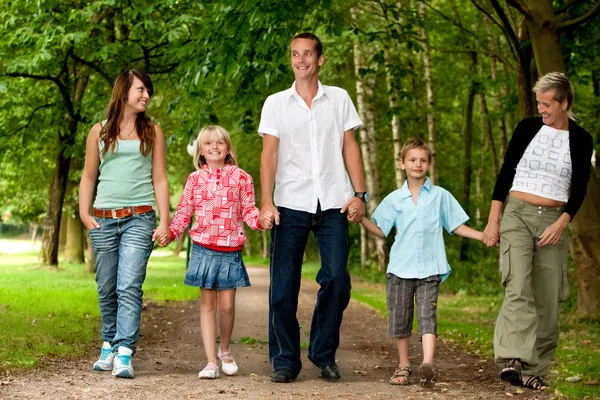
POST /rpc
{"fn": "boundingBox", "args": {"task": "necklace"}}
[120,125,135,140]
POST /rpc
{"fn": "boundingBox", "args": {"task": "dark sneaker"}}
[319,363,341,381]
[271,368,294,383]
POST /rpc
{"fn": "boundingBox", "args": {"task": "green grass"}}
[301,261,600,399]
[0,240,196,371]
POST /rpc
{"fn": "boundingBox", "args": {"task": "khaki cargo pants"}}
[494,198,569,377]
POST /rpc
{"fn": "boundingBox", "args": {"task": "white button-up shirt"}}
[258,81,362,213]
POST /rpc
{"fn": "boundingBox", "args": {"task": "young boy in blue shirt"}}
[359,138,486,388]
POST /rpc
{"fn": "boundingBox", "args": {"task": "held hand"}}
[259,211,275,230]
[483,222,500,247]
[341,197,366,223]
[81,214,100,230]
[152,225,170,247]
[259,205,279,230]
[538,220,567,247]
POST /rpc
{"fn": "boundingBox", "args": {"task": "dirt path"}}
[0,266,546,399]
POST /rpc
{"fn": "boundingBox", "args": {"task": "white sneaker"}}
[198,362,220,379]
[218,348,239,376]
[112,347,135,379]
[92,342,114,371]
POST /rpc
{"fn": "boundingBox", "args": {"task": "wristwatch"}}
[354,192,370,202]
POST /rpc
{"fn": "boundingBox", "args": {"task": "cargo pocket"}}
[559,263,569,302]
[499,243,511,286]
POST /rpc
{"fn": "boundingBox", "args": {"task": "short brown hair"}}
[291,32,323,57]
[400,138,432,162]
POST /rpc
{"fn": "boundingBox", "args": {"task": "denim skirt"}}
[185,243,250,290]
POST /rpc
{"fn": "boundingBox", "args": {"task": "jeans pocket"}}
[500,243,511,285]
[559,262,569,302]
[134,210,156,225]
[387,273,402,285]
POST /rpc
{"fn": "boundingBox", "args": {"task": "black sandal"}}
[523,376,548,391]
[499,359,522,386]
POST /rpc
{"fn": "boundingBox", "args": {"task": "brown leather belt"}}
[93,205,154,219]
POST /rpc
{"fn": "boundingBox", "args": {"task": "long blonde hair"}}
[193,125,238,170]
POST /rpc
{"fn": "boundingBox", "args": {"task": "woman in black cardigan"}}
[483,72,593,391]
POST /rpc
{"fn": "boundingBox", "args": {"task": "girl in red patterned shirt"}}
[165,125,273,379]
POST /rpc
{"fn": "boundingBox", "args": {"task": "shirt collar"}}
[398,176,432,198]
[287,80,326,104]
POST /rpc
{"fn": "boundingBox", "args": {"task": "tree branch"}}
[556,0,586,15]
[422,0,479,38]
[557,2,600,30]
[70,52,113,87]
[3,103,56,140]
[505,0,533,19]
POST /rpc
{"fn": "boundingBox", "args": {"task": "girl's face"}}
[201,136,229,168]
[125,76,151,113]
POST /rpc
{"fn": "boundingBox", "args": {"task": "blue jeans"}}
[269,205,351,377]
[89,211,155,354]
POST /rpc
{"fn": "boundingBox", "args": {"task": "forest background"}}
[1,0,600,321]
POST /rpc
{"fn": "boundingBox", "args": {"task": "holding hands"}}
[482,221,500,247]
[259,205,280,230]
[153,224,170,247]
[341,197,365,223]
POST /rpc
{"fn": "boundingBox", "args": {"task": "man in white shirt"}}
[258,32,368,383]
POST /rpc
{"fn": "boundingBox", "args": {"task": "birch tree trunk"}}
[417,1,437,184]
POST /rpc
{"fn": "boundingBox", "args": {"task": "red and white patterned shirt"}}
[169,165,262,251]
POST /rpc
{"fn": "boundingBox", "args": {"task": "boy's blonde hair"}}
[193,125,238,170]
[400,138,432,162]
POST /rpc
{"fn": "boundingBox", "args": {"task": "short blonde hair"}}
[400,138,432,162]
[193,125,238,170]
[533,72,575,120]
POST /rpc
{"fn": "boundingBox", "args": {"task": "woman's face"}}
[536,89,568,129]
[125,76,151,113]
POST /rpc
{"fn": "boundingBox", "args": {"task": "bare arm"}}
[151,125,171,242]
[360,217,386,238]
[259,134,280,226]
[341,129,366,222]
[78,123,102,230]
[452,224,484,242]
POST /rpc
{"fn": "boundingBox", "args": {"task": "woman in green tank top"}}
[78,69,170,379]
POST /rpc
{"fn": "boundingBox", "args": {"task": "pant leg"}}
[307,207,350,366]
[415,275,441,337]
[269,207,311,376]
[494,200,539,366]
[89,216,120,344]
[112,212,155,354]
[526,208,568,377]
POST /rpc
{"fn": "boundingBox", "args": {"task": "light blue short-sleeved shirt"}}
[371,177,469,282]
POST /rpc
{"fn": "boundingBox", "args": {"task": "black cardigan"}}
[492,117,594,219]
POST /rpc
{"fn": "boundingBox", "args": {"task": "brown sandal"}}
[500,359,522,386]
[390,366,411,385]
[419,363,439,389]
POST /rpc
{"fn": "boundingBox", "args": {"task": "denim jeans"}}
[89,210,155,355]
[269,204,351,377]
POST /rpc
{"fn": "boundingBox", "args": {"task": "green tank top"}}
[94,139,155,209]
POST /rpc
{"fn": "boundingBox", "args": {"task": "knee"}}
[219,302,234,316]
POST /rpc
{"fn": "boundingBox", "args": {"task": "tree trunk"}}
[40,131,73,266]
[261,230,268,259]
[59,213,68,251]
[460,88,476,261]
[385,46,405,189]
[173,229,187,257]
[418,1,437,184]
[64,213,85,264]
[526,1,566,75]
[570,167,600,320]
[85,235,95,273]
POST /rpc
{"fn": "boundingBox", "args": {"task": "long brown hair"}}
[101,69,155,157]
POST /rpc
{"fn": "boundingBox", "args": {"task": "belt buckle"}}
[111,209,120,219]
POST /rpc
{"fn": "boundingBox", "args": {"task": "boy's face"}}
[400,148,431,180]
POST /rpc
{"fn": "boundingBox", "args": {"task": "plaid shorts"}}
[386,273,441,338]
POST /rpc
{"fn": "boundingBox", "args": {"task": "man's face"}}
[290,38,324,80]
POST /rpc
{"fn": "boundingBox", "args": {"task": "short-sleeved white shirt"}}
[258,81,362,213]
